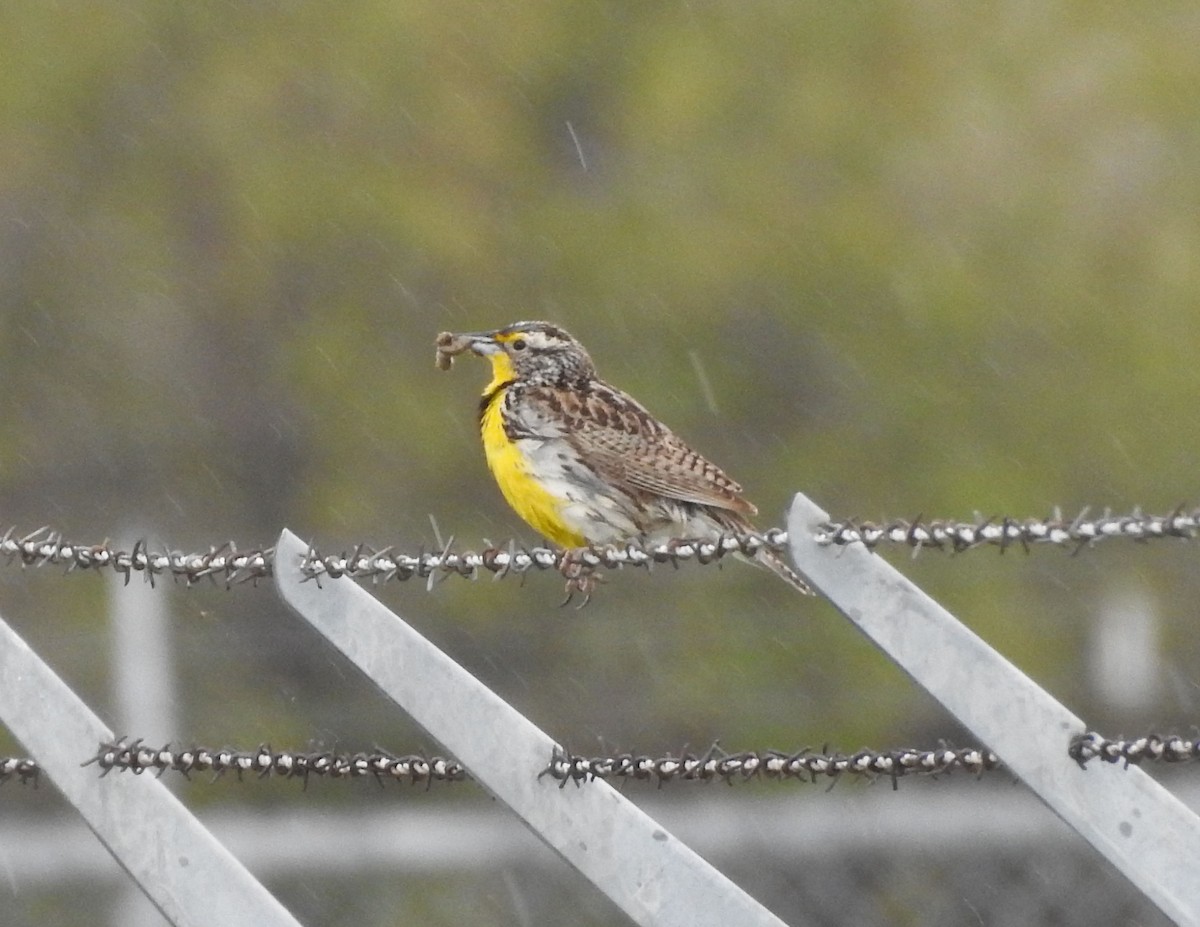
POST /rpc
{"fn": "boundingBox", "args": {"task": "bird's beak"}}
[465,335,502,356]
[450,330,502,356]
[435,329,503,370]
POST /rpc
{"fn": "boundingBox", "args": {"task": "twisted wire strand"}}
[1069,731,1200,768]
[542,743,1003,790]
[81,739,468,787]
[0,528,275,588]
[303,529,789,586]
[0,756,40,786]
[0,526,788,587]
[816,505,1200,554]
[12,740,1003,790]
[4,730,1194,790]
[0,506,1196,587]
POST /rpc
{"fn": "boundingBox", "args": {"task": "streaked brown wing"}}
[523,382,757,517]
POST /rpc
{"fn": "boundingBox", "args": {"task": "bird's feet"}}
[558,547,604,608]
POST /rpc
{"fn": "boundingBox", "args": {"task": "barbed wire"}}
[0,756,40,786]
[81,739,469,787]
[0,529,275,588]
[8,740,1003,790]
[0,507,1196,589]
[542,743,1004,790]
[3,730,1194,791]
[1069,732,1200,768]
[817,505,1200,553]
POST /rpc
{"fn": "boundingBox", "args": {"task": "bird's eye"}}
[512,339,527,351]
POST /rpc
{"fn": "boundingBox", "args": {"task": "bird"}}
[435,321,812,599]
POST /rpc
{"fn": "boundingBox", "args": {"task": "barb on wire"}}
[0,756,40,786]
[542,743,1004,791]
[816,505,1200,554]
[1,506,1197,588]
[83,739,469,788]
[1069,732,1200,769]
[0,527,273,588]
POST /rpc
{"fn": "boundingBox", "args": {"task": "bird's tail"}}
[715,513,814,596]
[755,546,814,596]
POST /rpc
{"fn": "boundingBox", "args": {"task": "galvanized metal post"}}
[786,492,1200,925]
[0,609,302,927]
[273,528,788,927]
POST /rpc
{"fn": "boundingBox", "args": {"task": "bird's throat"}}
[482,352,516,396]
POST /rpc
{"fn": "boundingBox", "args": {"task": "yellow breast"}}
[480,379,586,548]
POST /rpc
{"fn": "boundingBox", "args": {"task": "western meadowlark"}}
[436,321,812,598]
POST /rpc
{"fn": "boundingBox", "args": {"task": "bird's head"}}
[436,321,596,385]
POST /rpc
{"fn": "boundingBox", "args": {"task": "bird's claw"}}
[558,548,603,608]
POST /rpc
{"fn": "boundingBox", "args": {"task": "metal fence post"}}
[786,492,1200,925]
[0,609,303,927]
[273,528,788,927]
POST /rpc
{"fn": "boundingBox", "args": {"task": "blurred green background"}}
[2,2,1197,925]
